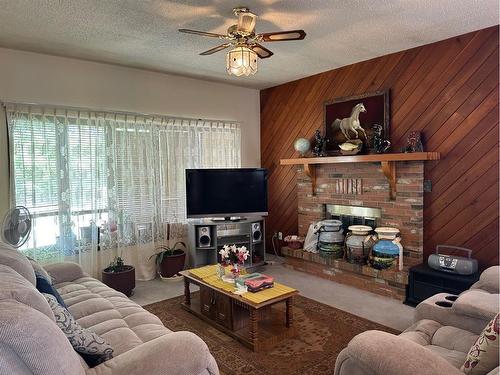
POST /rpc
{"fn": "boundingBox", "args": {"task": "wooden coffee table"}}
[180,269,299,351]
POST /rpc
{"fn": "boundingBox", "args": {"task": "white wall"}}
[0,47,260,214]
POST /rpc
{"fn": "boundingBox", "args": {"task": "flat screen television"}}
[186,168,268,219]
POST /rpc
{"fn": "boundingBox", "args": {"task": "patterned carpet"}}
[144,294,399,375]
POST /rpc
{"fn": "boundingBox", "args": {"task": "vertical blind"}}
[6,104,241,269]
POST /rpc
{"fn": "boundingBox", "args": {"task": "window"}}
[7,105,241,261]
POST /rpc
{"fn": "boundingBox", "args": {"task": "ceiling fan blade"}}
[250,43,274,59]
[237,12,257,33]
[259,30,306,42]
[200,44,231,56]
[178,29,227,39]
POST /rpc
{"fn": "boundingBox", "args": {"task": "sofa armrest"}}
[43,262,87,284]
[415,292,496,335]
[86,331,219,375]
[454,290,499,321]
[334,331,463,375]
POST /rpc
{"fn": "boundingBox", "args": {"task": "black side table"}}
[405,263,480,307]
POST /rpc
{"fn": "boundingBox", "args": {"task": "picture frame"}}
[323,90,390,154]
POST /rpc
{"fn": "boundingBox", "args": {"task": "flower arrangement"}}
[218,244,249,266]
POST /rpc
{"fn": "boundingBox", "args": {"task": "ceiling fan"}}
[179,7,306,76]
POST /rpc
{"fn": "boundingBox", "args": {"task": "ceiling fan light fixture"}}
[226,46,258,76]
[179,7,306,78]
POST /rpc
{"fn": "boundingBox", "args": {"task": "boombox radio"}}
[427,245,478,275]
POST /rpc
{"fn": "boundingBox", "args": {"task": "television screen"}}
[186,168,268,218]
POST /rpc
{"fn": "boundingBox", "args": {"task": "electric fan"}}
[1,206,32,248]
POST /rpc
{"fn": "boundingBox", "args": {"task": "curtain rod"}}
[0,100,240,125]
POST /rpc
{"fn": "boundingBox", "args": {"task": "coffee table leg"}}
[249,308,258,349]
[184,278,191,306]
[286,297,293,328]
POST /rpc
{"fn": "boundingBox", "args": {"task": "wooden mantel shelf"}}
[280,152,440,199]
[280,152,440,166]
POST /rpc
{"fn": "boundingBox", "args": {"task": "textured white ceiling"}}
[0,0,498,89]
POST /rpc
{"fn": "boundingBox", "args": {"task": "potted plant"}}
[149,242,186,278]
[102,256,135,296]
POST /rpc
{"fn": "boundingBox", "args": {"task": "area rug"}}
[144,295,399,375]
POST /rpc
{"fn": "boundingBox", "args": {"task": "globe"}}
[294,138,311,156]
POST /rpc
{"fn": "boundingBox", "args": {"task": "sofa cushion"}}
[43,293,114,367]
[431,325,478,353]
[461,313,500,374]
[426,326,477,367]
[426,345,469,369]
[0,264,54,320]
[400,319,442,346]
[54,276,171,356]
[0,244,36,286]
[400,319,477,369]
[0,300,85,375]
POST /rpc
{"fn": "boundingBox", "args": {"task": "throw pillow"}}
[35,273,68,308]
[461,313,499,374]
[28,257,52,284]
[43,293,114,367]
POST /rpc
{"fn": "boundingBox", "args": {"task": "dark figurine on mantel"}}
[402,131,424,153]
[372,124,391,153]
[312,129,328,157]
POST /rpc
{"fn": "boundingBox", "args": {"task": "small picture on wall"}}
[324,90,390,154]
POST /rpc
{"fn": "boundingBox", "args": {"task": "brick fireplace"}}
[282,161,425,300]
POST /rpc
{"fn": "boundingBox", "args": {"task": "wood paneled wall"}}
[261,26,499,268]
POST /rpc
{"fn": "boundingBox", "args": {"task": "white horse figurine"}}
[332,103,367,140]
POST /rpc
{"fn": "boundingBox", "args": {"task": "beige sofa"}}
[334,266,500,375]
[0,245,219,375]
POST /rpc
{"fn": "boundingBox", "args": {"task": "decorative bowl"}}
[339,139,363,155]
[284,235,304,249]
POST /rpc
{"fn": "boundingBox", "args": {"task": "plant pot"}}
[159,250,186,278]
[102,265,135,297]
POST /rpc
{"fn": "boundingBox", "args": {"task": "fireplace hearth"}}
[282,161,426,301]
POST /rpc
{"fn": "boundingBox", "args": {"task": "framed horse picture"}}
[324,90,390,154]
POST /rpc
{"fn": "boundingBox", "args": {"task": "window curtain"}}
[6,104,241,280]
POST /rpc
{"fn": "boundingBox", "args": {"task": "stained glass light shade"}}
[226,46,258,76]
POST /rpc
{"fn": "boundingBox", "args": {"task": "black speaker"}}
[251,222,262,243]
[197,226,212,247]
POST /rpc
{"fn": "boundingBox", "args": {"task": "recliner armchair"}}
[334,266,500,375]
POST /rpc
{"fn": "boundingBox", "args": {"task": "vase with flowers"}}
[218,244,249,283]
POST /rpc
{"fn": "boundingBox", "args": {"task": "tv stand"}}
[211,217,246,222]
[187,217,265,269]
